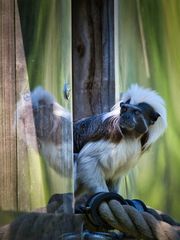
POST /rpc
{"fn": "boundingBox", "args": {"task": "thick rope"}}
[146,207,180,226]
[1,194,180,240]
[0,213,84,240]
[98,200,180,240]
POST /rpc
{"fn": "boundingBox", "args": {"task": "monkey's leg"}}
[75,155,109,196]
[106,178,121,193]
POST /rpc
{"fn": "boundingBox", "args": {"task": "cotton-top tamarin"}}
[73,85,167,196]
[26,85,167,196]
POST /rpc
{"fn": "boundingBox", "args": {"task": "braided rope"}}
[147,207,180,226]
[1,195,180,240]
[0,213,84,240]
[98,200,180,240]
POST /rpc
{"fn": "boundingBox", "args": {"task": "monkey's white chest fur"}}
[100,139,141,180]
[78,138,142,181]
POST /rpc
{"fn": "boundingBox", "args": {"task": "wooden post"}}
[72,0,115,121]
[0,0,17,211]
[15,0,32,212]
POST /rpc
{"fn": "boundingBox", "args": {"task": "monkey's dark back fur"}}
[73,114,124,153]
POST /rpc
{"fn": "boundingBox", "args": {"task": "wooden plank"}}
[72,0,115,120]
[0,0,17,210]
[15,0,31,212]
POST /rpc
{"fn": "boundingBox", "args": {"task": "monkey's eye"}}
[150,120,155,125]
[134,109,142,115]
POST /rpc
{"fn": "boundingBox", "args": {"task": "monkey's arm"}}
[73,114,106,153]
[75,145,109,196]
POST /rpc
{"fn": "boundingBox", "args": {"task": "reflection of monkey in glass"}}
[30,87,72,176]
[30,85,167,197]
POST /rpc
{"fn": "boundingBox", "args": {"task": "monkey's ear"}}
[125,99,131,104]
[120,102,124,107]
[150,112,160,124]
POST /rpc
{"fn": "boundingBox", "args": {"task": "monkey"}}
[73,84,167,196]
[17,84,167,197]
[16,87,73,177]
[31,87,73,176]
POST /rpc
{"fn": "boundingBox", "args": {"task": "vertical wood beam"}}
[15,0,31,211]
[0,0,17,210]
[72,0,114,121]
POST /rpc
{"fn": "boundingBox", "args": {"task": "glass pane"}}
[0,0,73,225]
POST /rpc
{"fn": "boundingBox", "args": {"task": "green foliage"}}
[116,0,180,220]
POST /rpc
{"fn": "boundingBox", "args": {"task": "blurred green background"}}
[116,0,180,220]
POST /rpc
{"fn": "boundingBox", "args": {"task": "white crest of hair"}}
[31,86,54,108]
[31,86,70,120]
[112,84,167,149]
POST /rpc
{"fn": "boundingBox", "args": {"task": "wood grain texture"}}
[72,0,115,121]
[0,0,17,210]
[15,0,31,212]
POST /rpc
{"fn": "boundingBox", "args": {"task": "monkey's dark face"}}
[119,102,160,136]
